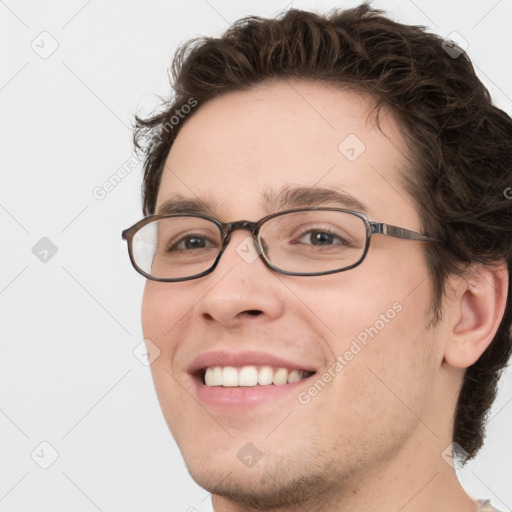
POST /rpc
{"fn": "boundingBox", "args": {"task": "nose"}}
[196,230,286,327]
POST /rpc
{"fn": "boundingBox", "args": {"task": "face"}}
[141,80,445,509]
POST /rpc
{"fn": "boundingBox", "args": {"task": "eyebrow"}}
[262,186,368,213]
[155,186,369,216]
[156,195,216,216]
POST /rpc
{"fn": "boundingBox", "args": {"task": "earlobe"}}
[444,262,509,369]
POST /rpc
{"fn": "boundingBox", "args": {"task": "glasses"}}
[121,207,441,282]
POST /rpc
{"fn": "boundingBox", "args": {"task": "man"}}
[122,4,511,511]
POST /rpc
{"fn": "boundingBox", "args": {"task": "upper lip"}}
[187,350,318,375]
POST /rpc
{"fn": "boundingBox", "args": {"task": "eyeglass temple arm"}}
[370,222,440,242]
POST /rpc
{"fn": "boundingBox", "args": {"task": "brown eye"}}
[168,235,215,251]
[298,229,348,246]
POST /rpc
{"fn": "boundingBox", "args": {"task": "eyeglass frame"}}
[121,207,442,282]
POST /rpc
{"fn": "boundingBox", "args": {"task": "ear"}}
[443,262,509,369]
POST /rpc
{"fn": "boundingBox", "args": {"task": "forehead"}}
[157,79,415,222]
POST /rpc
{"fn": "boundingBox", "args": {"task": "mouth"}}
[200,365,315,387]
[188,351,318,409]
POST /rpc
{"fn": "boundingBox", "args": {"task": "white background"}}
[1,1,511,511]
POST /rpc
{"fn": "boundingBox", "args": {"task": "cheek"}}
[287,251,439,417]
[284,247,432,349]
[141,282,196,437]
[141,282,166,346]
[141,281,194,356]
[141,282,193,396]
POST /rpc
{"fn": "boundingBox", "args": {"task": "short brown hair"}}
[133,3,512,461]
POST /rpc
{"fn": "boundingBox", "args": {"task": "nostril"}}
[244,310,262,316]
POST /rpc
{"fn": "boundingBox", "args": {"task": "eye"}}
[167,234,217,251]
[297,229,349,247]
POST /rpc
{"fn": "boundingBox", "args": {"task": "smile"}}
[188,350,318,408]
[203,365,315,387]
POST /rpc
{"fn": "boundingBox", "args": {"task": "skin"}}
[141,79,507,512]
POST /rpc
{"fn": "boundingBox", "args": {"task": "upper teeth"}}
[204,366,308,387]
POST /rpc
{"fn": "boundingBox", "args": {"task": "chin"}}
[188,465,307,510]
[180,440,343,511]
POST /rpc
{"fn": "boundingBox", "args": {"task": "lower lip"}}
[191,374,315,409]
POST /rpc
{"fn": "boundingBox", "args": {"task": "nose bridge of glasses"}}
[218,219,264,261]
[221,219,259,241]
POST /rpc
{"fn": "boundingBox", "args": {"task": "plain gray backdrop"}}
[1,1,511,511]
